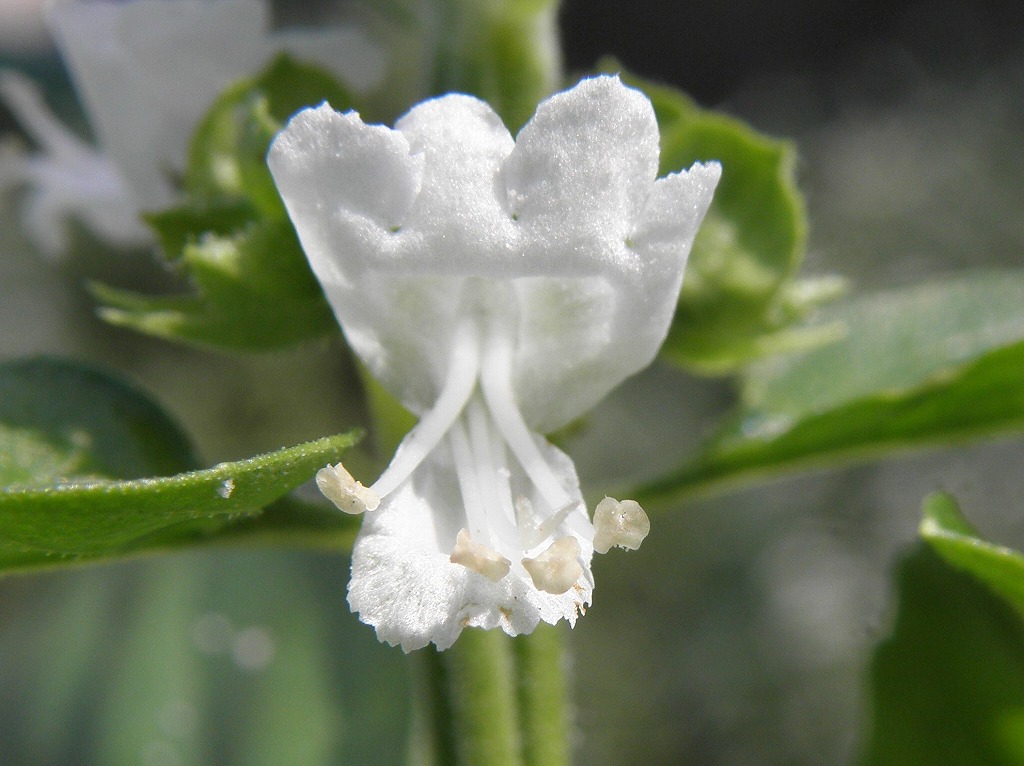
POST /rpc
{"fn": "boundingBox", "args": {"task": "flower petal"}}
[271,76,720,426]
[503,74,659,261]
[503,80,720,429]
[270,96,518,411]
[347,435,593,652]
[269,103,456,411]
[393,95,517,271]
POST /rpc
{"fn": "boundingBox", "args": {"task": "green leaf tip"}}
[920,492,1024,616]
[919,491,978,538]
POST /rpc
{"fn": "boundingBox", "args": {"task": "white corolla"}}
[268,75,720,651]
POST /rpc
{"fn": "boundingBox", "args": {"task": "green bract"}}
[94,56,355,351]
[611,69,841,374]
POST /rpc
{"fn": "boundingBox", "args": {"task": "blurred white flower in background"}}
[0,0,384,256]
[0,0,48,53]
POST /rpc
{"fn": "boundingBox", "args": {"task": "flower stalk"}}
[444,629,524,766]
[514,624,571,766]
[414,625,571,766]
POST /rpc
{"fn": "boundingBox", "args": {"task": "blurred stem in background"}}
[429,0,561,130]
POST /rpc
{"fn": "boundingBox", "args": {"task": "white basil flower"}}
[269,75,720,652]
[1,0,383,255]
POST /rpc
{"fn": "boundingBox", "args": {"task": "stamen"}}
[448,420,494,546]
[522,537,583,595]
[592,497,650,554]
[316,463,380,514]
[516,495,578,549]
[479,331,573,513]
[371,320,480,498]
[515,495,542,544]
[450,529,511,582]
[466,396,520,548]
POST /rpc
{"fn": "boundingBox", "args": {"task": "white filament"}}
[371,320,480,498]
[448,418,493,547]
[479,330,574,512]
[368,311,590,584]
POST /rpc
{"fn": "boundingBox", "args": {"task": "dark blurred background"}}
[561,0,1024,104]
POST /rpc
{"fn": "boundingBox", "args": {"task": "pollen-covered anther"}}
[592,497,650,554]
[450,529,511,581]
[316,463,381,514]
[522,537,583,594]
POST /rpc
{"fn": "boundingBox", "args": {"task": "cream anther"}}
[592,497,650,554]
[522,537,583,594]
[450,529,512,581]
[316,463,381,514]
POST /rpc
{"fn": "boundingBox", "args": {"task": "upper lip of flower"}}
[268,75,721,433]
[268,74,720,650]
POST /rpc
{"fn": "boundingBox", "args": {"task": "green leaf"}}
[611,69,839,374]
[0,357,361,571]
[92,54,353,351]
[640,272,1024,503]
[0,357,197,487]
[921,492,1024,615]
[94,219,334,350]
[860,544,1024,766]
[0,432,360,561]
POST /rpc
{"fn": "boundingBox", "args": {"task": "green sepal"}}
[610,67,839,374]
[92,54,357,351]
[93,218,334,351]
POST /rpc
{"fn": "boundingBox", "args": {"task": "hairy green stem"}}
[410,648,460,766]
[444,629,524,766]
[412,626,574,766]
[514,624,572,766]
